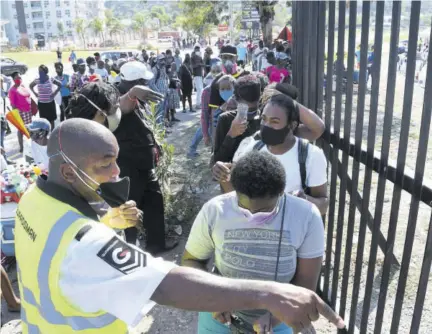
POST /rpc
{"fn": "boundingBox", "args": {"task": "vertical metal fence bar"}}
[301,1,310,106]
[374,2,422,333]
[337,1,357,323]
[314,1,327,298]
[362,2,401,331]
[296,2,304,100]
[292,1,300,91]
[356,2,385,331]
[308,3,318,111]
[411,213,432,333]
[330,0,346,309]
[347,2,371,333]
[323,0,336,299]
[315,1,326,118]
[391,11,430,332]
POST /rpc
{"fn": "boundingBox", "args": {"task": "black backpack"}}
[253,138,310,194]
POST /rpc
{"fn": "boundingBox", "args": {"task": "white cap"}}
[120,61,154,81]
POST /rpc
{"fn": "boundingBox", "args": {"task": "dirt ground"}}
[319,38,432,333]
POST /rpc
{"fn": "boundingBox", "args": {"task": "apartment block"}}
[1,0,104,47]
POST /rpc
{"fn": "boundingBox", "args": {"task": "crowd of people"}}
[0,38,349,334]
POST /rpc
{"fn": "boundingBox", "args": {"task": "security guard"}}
[15,119,344,333]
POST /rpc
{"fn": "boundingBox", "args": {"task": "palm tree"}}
[109,19,124,43]
[90,17,105,44]
[132,12,150,41]
[73,18,86,48]
[104,9,115,35]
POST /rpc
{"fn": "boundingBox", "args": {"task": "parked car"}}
[100,40,120,48]
[100,50,139,62]
[0,57,28,76]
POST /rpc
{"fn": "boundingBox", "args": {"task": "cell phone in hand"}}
[236,103,248,123]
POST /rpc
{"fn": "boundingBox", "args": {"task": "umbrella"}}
[6,109,30,138]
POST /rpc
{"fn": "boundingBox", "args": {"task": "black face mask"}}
[260,124,291,146]
[96,177,130,208]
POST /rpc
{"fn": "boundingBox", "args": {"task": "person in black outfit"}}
[208,44,249,112]
[68,79,178,254]
[178,53,194,113]
[203,47,213,76]
[212,74,262,165]
[56,47,62,62]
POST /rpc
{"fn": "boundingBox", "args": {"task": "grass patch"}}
[1,51,94,69]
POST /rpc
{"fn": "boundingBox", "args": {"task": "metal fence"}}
[292,1,432,333]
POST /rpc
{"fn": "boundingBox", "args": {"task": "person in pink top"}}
[266,52,291,84]
[8,72,32,152]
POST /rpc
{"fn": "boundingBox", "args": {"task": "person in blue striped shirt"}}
[149,54,169,125]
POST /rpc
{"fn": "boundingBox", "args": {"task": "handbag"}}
[30,99,38,116]
[228,195,287,334]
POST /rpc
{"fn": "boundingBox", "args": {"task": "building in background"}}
[0,20,10,46]
[0,0,104,47]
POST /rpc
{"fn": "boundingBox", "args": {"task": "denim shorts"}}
[197,312,293,334]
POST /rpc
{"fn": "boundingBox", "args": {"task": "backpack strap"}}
[253,140,265,151]
[298,138,309,193]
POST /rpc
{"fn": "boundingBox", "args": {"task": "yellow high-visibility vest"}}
[15,183,128,333]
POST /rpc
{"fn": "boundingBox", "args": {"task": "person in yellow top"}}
[15,118,345,334]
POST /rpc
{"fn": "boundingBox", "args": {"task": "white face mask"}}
[79,94,122,132]
[104,108,122,132]
[237,197,280,226]
[90,64,96,70]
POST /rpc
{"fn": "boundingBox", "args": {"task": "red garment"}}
[8,85,31,113]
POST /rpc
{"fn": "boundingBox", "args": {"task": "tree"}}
[176,0,277,45]
[57,22,65,40]
[73,18,86,48]
[105,8,114,22]
[252,1,278,47]
[90,17,105,44]
[176,1,228,38]
[150,5,170,28]
[132,12,150,40]
[274,2,291,28]
[109,19,124,43]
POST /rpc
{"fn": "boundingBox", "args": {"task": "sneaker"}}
[172,117,181,122]
[187,151,199,158]
[182,109,187,113]
[189,109,196,113]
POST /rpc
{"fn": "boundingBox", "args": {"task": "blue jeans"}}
[197,312,293,334]
[1,126,5,149]
[189,127,203,154]
[155,97,167,125]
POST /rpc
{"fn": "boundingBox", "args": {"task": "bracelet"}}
[127,91,138,103]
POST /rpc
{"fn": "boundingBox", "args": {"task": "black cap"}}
[220,44,237,56]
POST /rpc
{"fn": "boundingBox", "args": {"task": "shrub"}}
[3,45,29,53]
[143,102,175,200]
